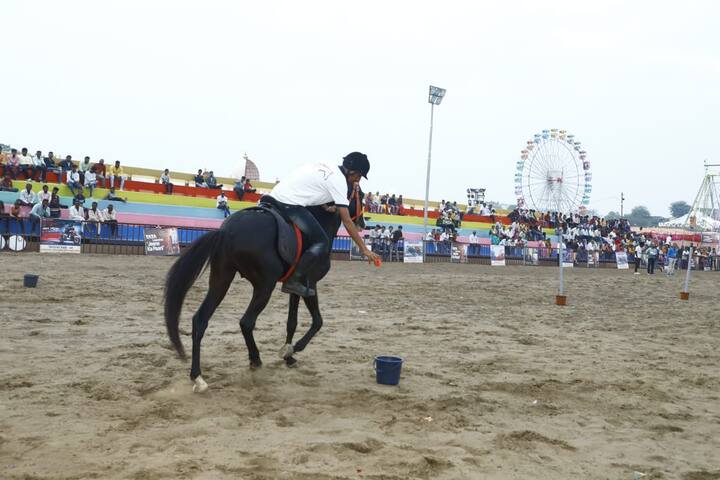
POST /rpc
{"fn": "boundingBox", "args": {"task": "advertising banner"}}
[144,227,180,256]
[616,251,629,269]
[490,245,505,266]
[40,220,82,253]
[403,240,424,263]
[562,248,574,268]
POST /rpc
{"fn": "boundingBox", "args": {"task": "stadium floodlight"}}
[423,85,447,246]
[428,85,446,105]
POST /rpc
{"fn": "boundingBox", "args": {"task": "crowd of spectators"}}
[369,224,404,261]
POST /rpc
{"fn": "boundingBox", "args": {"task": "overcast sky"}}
[2,1,718,216]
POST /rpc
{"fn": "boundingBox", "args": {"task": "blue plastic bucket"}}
[374,356,403,385]
[23,274,39,288]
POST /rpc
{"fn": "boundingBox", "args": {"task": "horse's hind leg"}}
[280,294,300,367]
[239,281,275,369]
[190,265,234,393]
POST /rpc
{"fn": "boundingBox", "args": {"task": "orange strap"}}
[278,224,303,283]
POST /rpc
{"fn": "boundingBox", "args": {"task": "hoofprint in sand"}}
[1,254,718,479]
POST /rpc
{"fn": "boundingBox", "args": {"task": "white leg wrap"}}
[278,343,294,359]
[192,375,208,393]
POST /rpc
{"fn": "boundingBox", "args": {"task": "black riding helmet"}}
[342,152,370,179]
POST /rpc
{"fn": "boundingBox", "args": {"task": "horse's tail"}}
[164,230,224,360]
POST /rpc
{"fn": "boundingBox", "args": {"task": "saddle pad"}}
[244,206,298,265]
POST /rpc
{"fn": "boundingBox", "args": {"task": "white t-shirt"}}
[216,194,228,207]
[270,163,348,207]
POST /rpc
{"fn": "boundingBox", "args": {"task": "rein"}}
[350,187,363,222]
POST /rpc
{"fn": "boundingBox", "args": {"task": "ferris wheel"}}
[514,129,592,213]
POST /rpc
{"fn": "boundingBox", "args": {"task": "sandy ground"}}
[1,253,719,480]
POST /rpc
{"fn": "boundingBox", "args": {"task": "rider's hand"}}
[364,249,380,264]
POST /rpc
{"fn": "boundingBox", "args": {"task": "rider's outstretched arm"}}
[338,206,379,263]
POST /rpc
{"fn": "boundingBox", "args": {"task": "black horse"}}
[164,191,364,393]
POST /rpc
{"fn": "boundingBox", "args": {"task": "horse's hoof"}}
[192,375,209,393]
[278,343,294,359]
[250,359,263,369]
[285,356,298,368]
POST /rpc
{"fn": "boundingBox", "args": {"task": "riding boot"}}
[281,244,324,297]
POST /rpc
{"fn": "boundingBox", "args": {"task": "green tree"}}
[669,201,691,218]
[606,211,620,220]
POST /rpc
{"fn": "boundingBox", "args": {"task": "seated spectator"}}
[0,174,18,192]
[18,183,37,206]
[10,199,25,234]
[31,150,47,182]
[4,149,20,179]
[94,159,107,188]
[84,167,98,197]
[243,179,256,194]
[59,155,74,176]
[109,160,127,190]
[66,165,82,195]
[194,169,207,188]
[86,201,103,223]
[216,191,231,218]
[44,151,61,178]
[29,198,51,228]
[18,147,34,180]
[68,199,85,222]
[160,169,173,194]
[73,188,86,206]
[206,171,223,189]
[104,186,127,203]
[48,188,65,218]
[0,200,8,233]
[78,156,92,184]
[102,204,118,236]
[388,194,398,215]
[233,176,246,200]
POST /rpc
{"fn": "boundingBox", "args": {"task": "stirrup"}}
[281,279,316,297]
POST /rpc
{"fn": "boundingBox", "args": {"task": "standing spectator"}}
[84,167,98,198]
[243,178,256,195]
[18,147,34,180]
[38,184,52,203]
[19,183,37,206]
[68,199,85,221]
[66,164,82,195]
[94,159,107,188]
[102,204,118,236]
[666,243,678,276]
[633,244,643,275]
[160,169,173,194]
[31,150,47,182]
[109,161,127,190]
[216,191,231,217]
[4,148,20,179]
[646,243,658,274]
[1,174,18,192]
[10,199,26,234]
[78,156,92,184]
[194,169,207,188]
[104,186,127,203]
[206,171,222,189]
[391,225,403,261]
[468,231,479,244]
[59,155,74,177]
[233,176,246,200]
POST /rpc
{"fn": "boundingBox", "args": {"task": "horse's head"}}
[348,183,366,230]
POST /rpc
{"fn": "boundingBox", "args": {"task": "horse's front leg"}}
[292,288,323,356]
[280,294,300,367]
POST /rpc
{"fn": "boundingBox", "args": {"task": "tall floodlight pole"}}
[423,85,447,241]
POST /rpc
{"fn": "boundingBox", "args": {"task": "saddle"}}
[247,197,303,282]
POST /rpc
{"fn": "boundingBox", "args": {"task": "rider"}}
[265,152,380,297]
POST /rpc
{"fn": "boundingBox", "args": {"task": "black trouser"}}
[647,257,656,274]
[268,197,329,281]
[634,256,641,272]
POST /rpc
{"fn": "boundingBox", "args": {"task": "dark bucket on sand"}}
[24,274,39,288]
[374,356,403,386]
